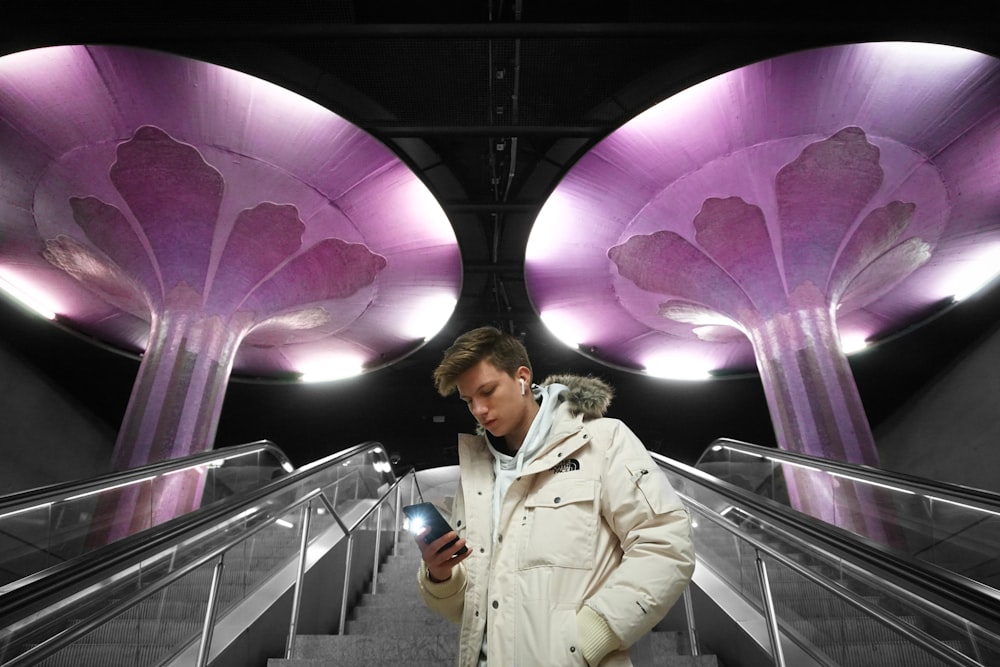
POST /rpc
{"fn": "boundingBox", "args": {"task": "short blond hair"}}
[433,326,532,396]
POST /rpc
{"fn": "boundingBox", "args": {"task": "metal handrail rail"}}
[0,440,376,617]
[0,441,396,666]
[2,487,326,667]
[651,451,1000,626]
[697,438,1000,511]
[681,492,984,667]
[0,439,292,517]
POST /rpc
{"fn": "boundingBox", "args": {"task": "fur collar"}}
[540,374,614,419]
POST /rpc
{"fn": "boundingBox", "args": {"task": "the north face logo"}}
[551,458,580,474]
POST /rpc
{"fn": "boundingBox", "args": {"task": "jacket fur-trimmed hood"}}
[540,374,614,419]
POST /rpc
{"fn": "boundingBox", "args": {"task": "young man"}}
[414,326,695,667]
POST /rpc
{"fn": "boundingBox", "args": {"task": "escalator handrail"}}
[3,486,327,667]
[651,451,1000,630]
[0,439,293,518]
[3,447,410,667]
[680,491,985,667]
[0,440,381,622]
[699,437,1000,512]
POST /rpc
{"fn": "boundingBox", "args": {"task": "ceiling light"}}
[948,246,1000,302]
[643,355,713,381]
[839,333,870,355]
[298,356,365,383]
[402,294,457,342]
[0,273,57,320]
[540,310,584,349]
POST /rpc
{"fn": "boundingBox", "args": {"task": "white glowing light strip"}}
[64,476,157,501]
[0,502,54,521]
[735,445,999,517]
[275,518,295,529]
[163,465,203,476]
[0,275,56,320]
[762,456,817,471]
[828,471,916,495]
[924,495,1000,518]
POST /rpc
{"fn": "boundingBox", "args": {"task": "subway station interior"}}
[1,4,1000,666]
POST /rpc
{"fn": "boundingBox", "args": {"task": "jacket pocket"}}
[519,479,597,570]
[624,459,679,514]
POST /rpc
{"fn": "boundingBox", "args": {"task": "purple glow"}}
[527,42,1000,376]
[0,43,461,523]
[527,41,1000,482]
[1,45,461,378]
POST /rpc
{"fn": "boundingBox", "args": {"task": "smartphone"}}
[402,502,469,556]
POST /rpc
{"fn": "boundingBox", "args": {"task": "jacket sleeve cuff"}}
[577,605,622,666]
[418,562,466,599]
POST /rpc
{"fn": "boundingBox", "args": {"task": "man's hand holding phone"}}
[403,503,472,583]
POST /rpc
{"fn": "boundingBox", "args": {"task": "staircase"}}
[270,538,718,667]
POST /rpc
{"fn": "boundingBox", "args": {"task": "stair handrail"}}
[681,490,984,667]
[0,440,377,620]
[696,437,1000,513]
[0,439,293,588]
[0,439,292,517]
[653,452,1000,665]
[0,440,394,666]
[654,451,1000,625]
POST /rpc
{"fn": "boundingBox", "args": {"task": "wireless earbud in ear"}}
[519,378,526,396]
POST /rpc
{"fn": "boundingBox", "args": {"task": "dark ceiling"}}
[2,3,1000,472]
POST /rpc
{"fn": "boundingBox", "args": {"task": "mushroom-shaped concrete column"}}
[0,46,461,528]
[525,42,1000,536]
[609,127,931,466]
[44,126,387,471]
[608,128,934,534]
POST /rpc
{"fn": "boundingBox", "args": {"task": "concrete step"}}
[275,508,723,667]
[347,612,456,636]
[270,634,456,666]
[353,591,428,608]
[351,599,442,622]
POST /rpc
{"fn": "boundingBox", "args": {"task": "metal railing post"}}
[284,500,314,659]
[393,480,403,556]
[195,553,226,667]
[338,533,355,635]
[371,504,383,594]
[681,587,699,656]
[755,550,787,667]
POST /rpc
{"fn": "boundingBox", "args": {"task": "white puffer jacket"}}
[418,375,695,667]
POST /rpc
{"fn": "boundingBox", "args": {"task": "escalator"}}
[655,441,1000,667]
[693,439,1000,592]
[0,438,998,666]
[0,440,408,666]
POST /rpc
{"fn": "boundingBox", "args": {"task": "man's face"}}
[455,359,529,440]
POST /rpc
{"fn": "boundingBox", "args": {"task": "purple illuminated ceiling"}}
[0,44,462,379]
[526,42,1000,377]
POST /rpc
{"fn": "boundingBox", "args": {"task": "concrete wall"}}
[874,321,1000,494]
[0,339,115,494]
